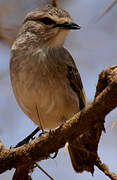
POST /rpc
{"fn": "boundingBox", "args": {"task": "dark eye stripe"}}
[38,17,56,25]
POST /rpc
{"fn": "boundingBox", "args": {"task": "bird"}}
[10,4,95,173]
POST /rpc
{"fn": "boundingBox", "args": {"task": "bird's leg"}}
[14,127,40,148]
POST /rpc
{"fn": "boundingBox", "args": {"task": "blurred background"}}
[0,0,117,179]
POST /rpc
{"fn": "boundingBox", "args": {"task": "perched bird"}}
[10,5,96,173]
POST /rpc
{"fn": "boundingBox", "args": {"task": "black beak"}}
[63,22,81,30]
[55,22,81,30]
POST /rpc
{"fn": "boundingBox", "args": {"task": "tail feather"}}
[68,122,104,174]
[68,144,97,174]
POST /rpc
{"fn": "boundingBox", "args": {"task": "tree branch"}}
[12,165,32,180]
[95,157,117,180]
[93,0,117,23]
[0,66,117,178]
[0,25,19,45]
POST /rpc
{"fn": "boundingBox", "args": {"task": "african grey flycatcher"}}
[10,5,87,173]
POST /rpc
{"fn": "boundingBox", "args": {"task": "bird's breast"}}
[10,52,79,129]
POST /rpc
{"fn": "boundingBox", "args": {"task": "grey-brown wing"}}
[63,48,86,110]
[63,49,97,174]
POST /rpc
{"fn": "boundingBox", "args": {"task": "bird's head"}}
[18,5,80,48]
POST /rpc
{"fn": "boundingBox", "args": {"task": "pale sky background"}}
[0,0,117,179]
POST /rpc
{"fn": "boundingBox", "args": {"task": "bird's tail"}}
[68,143,97,174]
[68,122,104,174]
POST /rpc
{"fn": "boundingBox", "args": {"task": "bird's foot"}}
[14,127,40,148]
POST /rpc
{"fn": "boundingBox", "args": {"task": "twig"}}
[0,25,19,31]
[12,165,33,180]
[0,34,15,45]
[35,163,54,180]
[93,0,117,23]
[0,24,19,44]
[95,156,117,180]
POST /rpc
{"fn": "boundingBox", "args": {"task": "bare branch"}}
[0,25,19,45]
[36,163,54,180]
[96,156,117,180]
[93,0,117,23]
[12,165,33,180]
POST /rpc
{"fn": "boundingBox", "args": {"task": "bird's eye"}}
[39,17,56,25]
